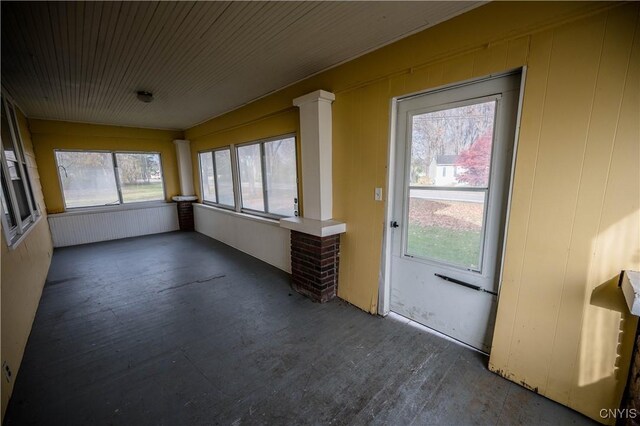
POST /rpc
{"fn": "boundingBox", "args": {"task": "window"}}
[55,151,165,209]
[115,153,165,203]
[198,147,235,208]
[0,95,39,246]
[237,136,298,217]
[197,135,299,219]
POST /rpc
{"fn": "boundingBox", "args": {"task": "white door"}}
[389,73,521,353]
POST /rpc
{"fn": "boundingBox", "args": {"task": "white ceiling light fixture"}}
[136,91,154,103]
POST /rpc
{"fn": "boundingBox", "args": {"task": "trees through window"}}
[199,135,298,218]
[198,147,234,208]
[55,151,165,208]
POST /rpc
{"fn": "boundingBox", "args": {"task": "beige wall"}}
[186,2,639,422]
[29,119,184,214]
[1,110,53,419]
[490,3,640,419]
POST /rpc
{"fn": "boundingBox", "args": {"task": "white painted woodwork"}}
[1,2,481,129]
[171,196,197,202]
[48,203,179,247]
[621,271,640,316]
[280,217,346,238]
[174,139,195,196]
[293,90,335,221]
[194,203,291,272]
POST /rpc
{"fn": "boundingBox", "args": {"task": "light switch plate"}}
[374,187,383,201]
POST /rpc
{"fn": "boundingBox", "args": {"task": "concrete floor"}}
[5,231,595,425]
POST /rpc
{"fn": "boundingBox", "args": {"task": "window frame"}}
[0,94,40,247]
[197,145,236,211]
[54,149,167,210]
[235,133,299,220]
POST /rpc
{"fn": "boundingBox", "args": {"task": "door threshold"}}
[387,311,488,356]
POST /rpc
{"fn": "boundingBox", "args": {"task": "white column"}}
[293,90,335,221]
[280,90,345,237]
[173,139,194,196]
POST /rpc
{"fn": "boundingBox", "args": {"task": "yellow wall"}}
[490,3,640,421]
[1,110,53,419]
[186,2,639,422]
[29,119,183,213]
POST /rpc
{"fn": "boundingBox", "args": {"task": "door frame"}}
[378,67,528,317]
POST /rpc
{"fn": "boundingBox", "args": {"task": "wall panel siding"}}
[48,204,179,247]
[492,8,640,420]
[547,6,638,406]
[193,204,291,273]
[1,110,53,420]
[185,2,639,422]
[504,11,607,393]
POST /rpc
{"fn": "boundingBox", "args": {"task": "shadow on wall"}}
[579,210,640,418]
[579,276,636,421]
[587,276,633,382]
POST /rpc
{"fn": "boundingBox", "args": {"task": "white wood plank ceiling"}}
[1,1,482,130]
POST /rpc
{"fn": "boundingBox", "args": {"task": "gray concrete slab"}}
[4,231,596,425]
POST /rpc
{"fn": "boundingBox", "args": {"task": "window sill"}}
[193,203,281,226]
[49,201,174,218]
[7,214,43,251]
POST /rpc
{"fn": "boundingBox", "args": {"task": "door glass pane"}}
[237,144,264,211]
[116,153,164,203]
[214,149,234,207]
[264,137,297,216]
[55,151,119,208]
[199,152,216,203]
[410,101,496,188]
[407,188,486,271]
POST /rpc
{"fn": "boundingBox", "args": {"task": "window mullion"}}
[198,153,205,202]
[230,144,241,212]
[211,151,219,204]
[112,153,124,205]
[260,143,268,213]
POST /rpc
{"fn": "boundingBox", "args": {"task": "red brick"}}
[176,201,194,231]
[290,231,341,303]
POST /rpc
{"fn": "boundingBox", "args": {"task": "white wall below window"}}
[194,203,291,273]
[48,203,179,247]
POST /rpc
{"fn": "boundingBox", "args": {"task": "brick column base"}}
[176,201,194,231]
[290,231,340,303]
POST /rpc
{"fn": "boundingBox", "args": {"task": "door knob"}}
[390,221,399,228]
